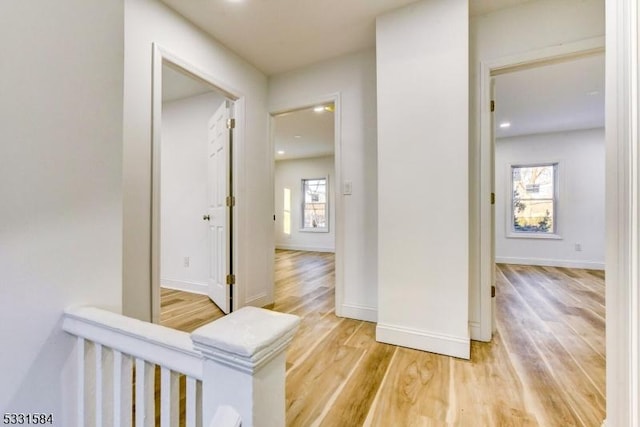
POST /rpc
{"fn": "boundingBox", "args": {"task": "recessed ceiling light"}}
[499,122,511,129]
[313,106,325,113]
[586,90,600,96]
[277,150,285,155]
[294,135,302,139]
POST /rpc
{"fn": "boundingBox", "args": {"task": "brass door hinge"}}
[227,118,236,129]
[226,274,236,285]
[226,196,236,207]
[491,285,496,298]
[491,192,495,205]
[490,100,495,112]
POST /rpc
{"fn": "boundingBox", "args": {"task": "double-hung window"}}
[510,163,558,236]
[301,177,328,232]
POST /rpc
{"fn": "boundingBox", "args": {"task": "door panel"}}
[207,101,231,314]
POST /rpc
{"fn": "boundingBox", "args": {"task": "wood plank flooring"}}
[160,252,605,426]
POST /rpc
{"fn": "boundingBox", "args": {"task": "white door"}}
[206,101,232,313]
[490,77,497,333]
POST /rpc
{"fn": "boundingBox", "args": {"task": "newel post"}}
[191,307,300,427]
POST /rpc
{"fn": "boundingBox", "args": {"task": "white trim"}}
[376,323,470,360]
[506,233,562,240]
[160,279,208,295]
[469,321,482,341]
[275,244,335,253]
[340,304,377,322]
[606,0,640,425]
[478,36,605,343]
[269,93,344,317]
[151,43,246,323]
[495,257,604,270]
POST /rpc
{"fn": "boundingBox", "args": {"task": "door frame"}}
[477,36,605,342]
[268,93,344,316]
[150,44,243,323]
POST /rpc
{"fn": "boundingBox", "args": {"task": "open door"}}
[490,77,497,333]
[206,100,233,314]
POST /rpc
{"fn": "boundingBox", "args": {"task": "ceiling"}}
[495,54,605,139]
[160,0,538,76]
[273,106,335,161]
[160,0,603,144]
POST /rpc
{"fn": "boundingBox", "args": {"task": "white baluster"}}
[186,377,201,427]
[76,337,85,427]
[134,358,154,427]
[95,343,103,427]
[112,350,122,427]
[160,367,179,426]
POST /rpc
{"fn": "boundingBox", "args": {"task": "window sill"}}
[299,228,329,233]
[507,232,562,240]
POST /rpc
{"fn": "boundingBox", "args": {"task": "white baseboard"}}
[496,256,605,270]
[161,279,208,295]
[340,303,377,322]
[376,323,470,359]
[275,244,335,253]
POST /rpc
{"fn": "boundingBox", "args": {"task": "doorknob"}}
[203,214,210,221]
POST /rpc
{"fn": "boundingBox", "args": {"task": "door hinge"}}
[227,118,236,129]
[226,274,236,285]
[226,196,236,207]
[491,285,496,298]
[490,100,495,112]
[491,192,495,205]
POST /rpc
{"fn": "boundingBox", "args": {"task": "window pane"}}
[513,199,554,233]
[512,165,554,199]
[512,164,556,234]
[302,178,328,230]
[303,204,326,228]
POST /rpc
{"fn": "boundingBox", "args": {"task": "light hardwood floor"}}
[160,251,605,426]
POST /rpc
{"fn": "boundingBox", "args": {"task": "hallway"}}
[161,251,605,426]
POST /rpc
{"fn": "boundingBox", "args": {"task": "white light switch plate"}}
[343,180,352,195]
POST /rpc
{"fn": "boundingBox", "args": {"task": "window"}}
[301,178,328,232]
[283,188,291,235]
[511,163,558,236]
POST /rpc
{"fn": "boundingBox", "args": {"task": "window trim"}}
[507,162,561,239]
[300,176,329,233]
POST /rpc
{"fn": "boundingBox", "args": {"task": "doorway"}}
[151,46,240,323]
[270,102,340,312]
[477,37,605,340]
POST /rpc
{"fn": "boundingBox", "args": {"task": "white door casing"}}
[207,101,231,314]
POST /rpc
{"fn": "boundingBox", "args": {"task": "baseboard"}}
[275,244,335,253]
[161,279,208,295]
[340,303,377,322]
[496,256,605,270]
[376,323,470,359]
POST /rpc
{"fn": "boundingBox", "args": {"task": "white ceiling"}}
[160,0,538,76]
[495,54,605,138]
[160,0,603,144]
[273,106,335,161]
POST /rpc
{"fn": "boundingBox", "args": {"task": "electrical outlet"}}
[574,243,582,252]
[183,256,190,267]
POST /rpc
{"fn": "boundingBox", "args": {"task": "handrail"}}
[63,306,202,379]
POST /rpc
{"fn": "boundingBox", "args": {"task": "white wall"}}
[0,0,124,421]
[269,49,378,321]
[123,0,271,319]
[495,129,605,269]
[161,92,225,294]
[376,0,470,359]
[274,156,335,252]
[469,0,605,336]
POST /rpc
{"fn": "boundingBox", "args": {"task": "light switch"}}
[343,180,352,195]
